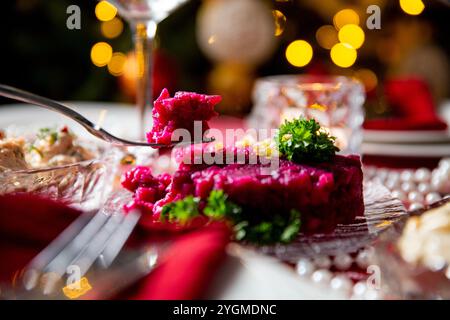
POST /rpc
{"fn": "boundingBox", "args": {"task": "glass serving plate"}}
[374,198,450,299]
[0,146,119,212]
[251,181,407,261]
[106,180,407,261]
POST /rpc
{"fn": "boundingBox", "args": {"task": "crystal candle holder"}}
[374,198,450,299]
[249,75,365,154]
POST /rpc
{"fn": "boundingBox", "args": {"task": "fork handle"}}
[0,84,114,141]
[0,84,212,147]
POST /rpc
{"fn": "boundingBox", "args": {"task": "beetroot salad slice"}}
[146,89,221,147]
[123,114,364,239]
[121,153,364,234]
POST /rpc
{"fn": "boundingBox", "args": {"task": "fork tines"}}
[20,207,140,297]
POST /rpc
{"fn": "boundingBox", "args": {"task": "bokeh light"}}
[354,68,378,91]
[107,52,127,76]
[399,0,425,16]
[118,53,138,97]
[101,17,124,39]
[333,9,360,29]
[315,25,338,50]
[285,40,313,67]
[123,52,138,80]
[338,24,365,49]
[90,42,113,67]
[95,1,117,22]
[208,35,216,44]
[273,10,287,37]
[330,43,357,68]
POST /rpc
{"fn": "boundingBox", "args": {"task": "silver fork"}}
[4,202,142,299]
[0,84,214,147]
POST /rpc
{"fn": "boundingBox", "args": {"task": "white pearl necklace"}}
[295,248,382,299]
[294,158,450,299]
[364,157,450,211]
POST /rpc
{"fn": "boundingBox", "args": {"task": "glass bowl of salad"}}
[0,126,119,211]
[374,198,450,299]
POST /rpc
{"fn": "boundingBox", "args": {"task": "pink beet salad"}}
[146,89,220,147]
[123,95,364,243]
[122,153,364,235]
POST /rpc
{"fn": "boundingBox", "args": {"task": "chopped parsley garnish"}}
[160,190,301,244]
[28,127,61,157]
[29,145,44,158]
[233,209,301,244]
[36,127,59,145]
[203,189,242,220]
[276,118,339,163]
[160,195,199,225]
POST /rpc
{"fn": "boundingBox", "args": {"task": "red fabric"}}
[0,193,230,299]
[362,155,440,169]
[363,77,448,131]
[0,194,81,283]
[122,222,230,300]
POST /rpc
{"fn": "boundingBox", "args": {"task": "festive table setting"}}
[0,0,449,301]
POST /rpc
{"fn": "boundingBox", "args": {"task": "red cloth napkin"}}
[0,194,81,283]
[0,193,230,299]
[363,77,448,131]
[121,222,230,300]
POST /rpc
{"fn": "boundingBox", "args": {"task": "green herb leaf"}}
[36,127,51,139]
[49,132,58,145]
[234,209,301,245]
[276,118,339,163]
[203,189,242,220]
[36,127,59,145]
[160,195,200,225]
[160,190,302,244]
[233,221,249,241]
[29,145,44,158]
[280,209,302,243]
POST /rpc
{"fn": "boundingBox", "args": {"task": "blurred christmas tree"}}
[0,0,448,118]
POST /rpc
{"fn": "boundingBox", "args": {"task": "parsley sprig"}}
[276,118,339,163]
[203,189,242,220]
[160,190,301,244]
[160,195,200,225]
[36,127,59,145]
[233,209,301,244]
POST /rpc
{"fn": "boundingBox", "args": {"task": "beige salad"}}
[398,201,450,273]
[0,127,94,172]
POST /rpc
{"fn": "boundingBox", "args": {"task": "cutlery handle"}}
[0,84,112,142]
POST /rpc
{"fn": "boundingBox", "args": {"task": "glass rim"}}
[255,74,363,91]
[0,147,117,176]
[0,158,102,176]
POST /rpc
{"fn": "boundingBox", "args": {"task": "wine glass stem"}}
[134,20,157,139]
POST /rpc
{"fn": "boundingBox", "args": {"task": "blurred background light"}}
[1,0,448,115]
[285,40,313,67]
[123,53,138,79]
[107,52,127,76]
[208,35,216,45]
[338,24,365,49]
[399,0,425,16]
[273,10,287,37]
[315,25,339,50]
[90,42,113,67]
[95,1,117,22]
[333,9,360,29]
[354,68,378,92]
[100,17,124,39]
[330,43,357,68]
